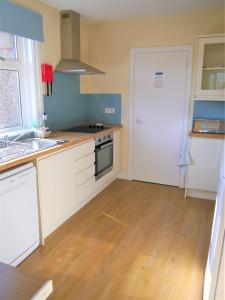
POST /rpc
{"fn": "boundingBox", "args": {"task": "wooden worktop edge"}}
[189,131,225,139]
[0,262,52,300]
[0,126,122,172]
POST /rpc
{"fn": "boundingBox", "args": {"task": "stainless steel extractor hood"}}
[55,10,105,75]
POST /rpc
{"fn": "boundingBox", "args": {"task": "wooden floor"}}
[19,180,215,300]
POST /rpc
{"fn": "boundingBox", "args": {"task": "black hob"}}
[63,124,109,134]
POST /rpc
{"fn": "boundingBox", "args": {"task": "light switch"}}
[105,107,115,114]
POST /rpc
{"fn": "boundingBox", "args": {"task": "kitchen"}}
[0,0,224,299]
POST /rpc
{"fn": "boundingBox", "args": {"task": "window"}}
[0,31,42,132]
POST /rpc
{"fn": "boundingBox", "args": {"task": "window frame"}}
[0,34,43,134]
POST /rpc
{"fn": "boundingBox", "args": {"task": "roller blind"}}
[0,0,44,42]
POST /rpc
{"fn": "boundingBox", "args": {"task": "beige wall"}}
[12,0,61,68]
[80,9,224,177]
[11,1,93,69]
[7,1,225,176]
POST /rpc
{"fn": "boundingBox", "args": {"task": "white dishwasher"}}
[0,163,40,266]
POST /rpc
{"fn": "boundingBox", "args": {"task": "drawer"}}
[75,165,95,187]
[76,177,95,200]
[74,153,95,174]
[72,140,95,161]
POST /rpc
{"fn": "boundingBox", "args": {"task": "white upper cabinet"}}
[195,35,225,100]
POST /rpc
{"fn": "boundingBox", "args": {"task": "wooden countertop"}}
[0,126,122,173]
[189,131,225,139]
[49,125,121,141]
[0,262,52,300]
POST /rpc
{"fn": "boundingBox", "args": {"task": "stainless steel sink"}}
[0,142,34,163]
[0,138,68,163]
[20,138,68,151]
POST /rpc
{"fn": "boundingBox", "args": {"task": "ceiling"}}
[41,0,224,22]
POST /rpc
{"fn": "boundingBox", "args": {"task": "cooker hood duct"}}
[55,10,105,75]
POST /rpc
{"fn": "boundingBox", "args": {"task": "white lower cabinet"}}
[75,165,95,187]
[74,153,95,173]
[186,138,223,199]
[75,178,95,203]
[37,147,75,238]
[37,132,121,240]
[37,140,95,238]
[72,141,96,205]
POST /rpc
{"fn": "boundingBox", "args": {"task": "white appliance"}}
[0,163,40,266]
[204,143,225,300]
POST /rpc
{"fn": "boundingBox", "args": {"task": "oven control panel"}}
[95,132,113,146]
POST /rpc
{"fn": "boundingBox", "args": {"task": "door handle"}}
[136,119,143,124]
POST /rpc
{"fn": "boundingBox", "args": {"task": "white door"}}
[132,48,190,186]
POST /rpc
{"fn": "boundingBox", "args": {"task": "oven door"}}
[95,140,113,180]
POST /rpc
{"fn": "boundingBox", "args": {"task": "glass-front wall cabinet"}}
[195,36,225,100]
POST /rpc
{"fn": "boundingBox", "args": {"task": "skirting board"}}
[11,241,40,267]
[43,204,81,239]
[117,172,129,180]
[186,188,217,201]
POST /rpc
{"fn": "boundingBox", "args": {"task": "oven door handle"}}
[97,141,113,150]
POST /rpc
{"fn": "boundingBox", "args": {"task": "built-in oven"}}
[95,132,113,180]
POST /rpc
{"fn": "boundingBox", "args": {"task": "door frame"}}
[128,45,193,187]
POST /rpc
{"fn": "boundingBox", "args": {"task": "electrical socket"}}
[105,107,115,114]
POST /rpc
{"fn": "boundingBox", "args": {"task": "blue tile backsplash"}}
[44,73,121,131]
[87,94,121,125]
[44,73,88,131]
[44,73,224,132]
[193,100,225,121]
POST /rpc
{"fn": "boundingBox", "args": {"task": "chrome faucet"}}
[11,132,28,143]
[0,135,9,148]
[0,129,44,149]
[11,129,43,143]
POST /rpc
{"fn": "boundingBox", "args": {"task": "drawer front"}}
[74,153,95,174]
[76,177,95,200]
[75,165,95,187]
[72,140,95,161]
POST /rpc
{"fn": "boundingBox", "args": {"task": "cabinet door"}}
[72,142,95,203]
[37,148,74,238]
[187,138,223,191]
[71,140,95,161]
[75,178,95,204]
[195,36,225,100]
